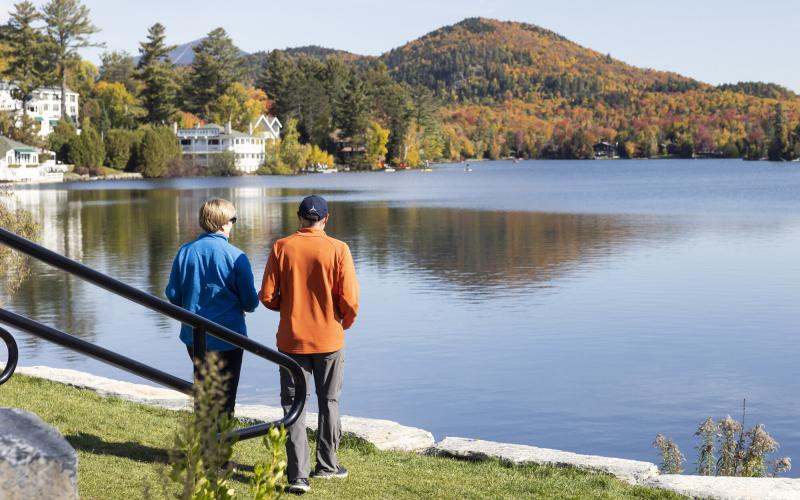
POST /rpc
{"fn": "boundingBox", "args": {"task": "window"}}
[180,139,192,146]
[70,95,76,102]
[70,106,76,113]
[43,104,49,111]
[209,139,219,145]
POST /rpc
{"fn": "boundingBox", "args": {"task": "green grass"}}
[0,374,685,499]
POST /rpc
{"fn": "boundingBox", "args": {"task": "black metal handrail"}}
[0,227,306,441]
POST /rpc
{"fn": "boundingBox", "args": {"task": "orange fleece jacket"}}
[259,227,359,354]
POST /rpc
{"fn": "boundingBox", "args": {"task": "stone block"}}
[430,436,659,484]
[0,408,78,500]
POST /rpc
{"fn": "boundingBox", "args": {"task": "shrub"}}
[166,352,289,499]
[655,401,792,477]
[136,126,181,178]
[208,151,240,177]
[170,352,237,499]
[167,158,204,178]
[104,129,137,170]
[0,194,39,299]
[653,434,684,474]
[68,122,105,168]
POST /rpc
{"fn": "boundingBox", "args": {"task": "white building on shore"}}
[0,136,63,183]
[0,81,80,137]
[176,115,282,173]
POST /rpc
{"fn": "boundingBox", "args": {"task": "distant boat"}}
[421,168,433,172]
[384,167,396,172]
[464,163,473,172]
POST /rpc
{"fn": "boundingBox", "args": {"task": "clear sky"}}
[1,0,798,92]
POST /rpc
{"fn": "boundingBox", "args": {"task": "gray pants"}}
[280,349,344,481]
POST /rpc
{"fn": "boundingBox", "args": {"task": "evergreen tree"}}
[104,128,136,169]
[47,119,77,162]
[100,50,139,93]
[137,126,180,178]
[767,104,789,161]
[257,50,295,120]
[41,0,101,121]
[68,120,104,167]
[2,1,49,116]
[136,23,177,124]
[337,72,368,141]
[791,123,800,161]
[188,28,242,118]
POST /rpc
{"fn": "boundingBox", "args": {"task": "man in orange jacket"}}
[259,195,359,494]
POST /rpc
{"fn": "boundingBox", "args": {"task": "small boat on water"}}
[421,168,433,172]
[384,167,396,172]
[464,163,473,172]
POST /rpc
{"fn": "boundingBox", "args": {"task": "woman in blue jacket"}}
[166,198,259,414]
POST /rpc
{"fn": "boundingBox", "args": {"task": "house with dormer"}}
[175,115,282,173]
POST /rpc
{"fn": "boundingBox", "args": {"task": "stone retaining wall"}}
[15,366,800,500]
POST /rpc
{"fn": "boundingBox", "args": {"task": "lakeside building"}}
[0,81,79,137]
[593,141,618,159]
[175,115,282,173]
[0,136,64,183]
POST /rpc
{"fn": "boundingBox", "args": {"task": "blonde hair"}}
[199,198,236,233]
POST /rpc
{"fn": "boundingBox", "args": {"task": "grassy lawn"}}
[0,374,685,499]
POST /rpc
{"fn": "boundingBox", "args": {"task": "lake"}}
[4,159,800,475]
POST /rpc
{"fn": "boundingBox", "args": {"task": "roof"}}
[0,135,38,157]
[254,114,282,130]
[0,80,77,94]
[177,123,261,139]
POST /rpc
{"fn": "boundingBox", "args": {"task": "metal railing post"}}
[192,325,207,363]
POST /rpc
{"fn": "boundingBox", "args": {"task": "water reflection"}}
[6,179,800,476]
[8,187,657,335]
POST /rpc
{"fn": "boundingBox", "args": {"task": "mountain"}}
[380,17,704,103]
[142,39,249,66]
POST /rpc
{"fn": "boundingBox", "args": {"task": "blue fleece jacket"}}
[165,233,259,351]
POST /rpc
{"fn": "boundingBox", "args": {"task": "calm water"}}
[4,159,800,474]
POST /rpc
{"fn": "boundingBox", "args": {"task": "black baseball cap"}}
[298,195,328,221]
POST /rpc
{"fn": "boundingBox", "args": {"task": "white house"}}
[176,115,282,173]
[0,81,80,137]
[0,135,63,182]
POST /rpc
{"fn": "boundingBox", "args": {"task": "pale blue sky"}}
[1,0,798,91]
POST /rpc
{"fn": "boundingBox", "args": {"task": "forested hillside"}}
[376,18,800,161]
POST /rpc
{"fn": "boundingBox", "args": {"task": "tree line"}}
[2,7,800,179]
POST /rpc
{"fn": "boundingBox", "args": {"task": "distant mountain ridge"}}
[142,38,249,66]
[161,18,794,100]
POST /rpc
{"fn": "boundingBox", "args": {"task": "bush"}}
[68,122,105,168]
[208,151,241,177]
[655,401,791,478]
[136,126,181,178]
[104,129,137,170]
[0,196,39,299]
[47,120,78,164]
[166,352,290,499]
[167,158,204,178]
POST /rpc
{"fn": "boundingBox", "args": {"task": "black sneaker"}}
[312,466,348,479]
[287,478,310,494]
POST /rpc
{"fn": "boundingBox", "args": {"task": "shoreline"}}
[9,365,800,500]
[4,157,798,186]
